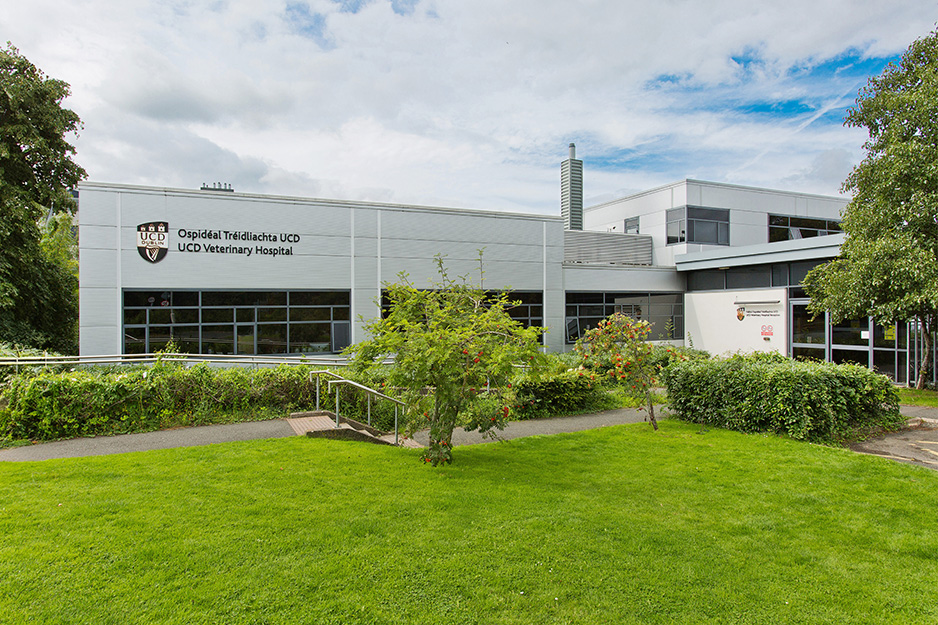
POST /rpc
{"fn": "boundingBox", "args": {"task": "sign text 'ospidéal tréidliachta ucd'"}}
[175,227,300,258]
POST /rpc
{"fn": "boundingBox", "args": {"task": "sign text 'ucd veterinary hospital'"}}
[137,222,300,264]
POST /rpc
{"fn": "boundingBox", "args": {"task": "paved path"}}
[0,408,654,462]
[1,406,936,470]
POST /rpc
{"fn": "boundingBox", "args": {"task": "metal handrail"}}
[321,376,405,446]
[0,352,355,368]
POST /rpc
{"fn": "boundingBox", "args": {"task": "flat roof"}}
[674,234,844,271]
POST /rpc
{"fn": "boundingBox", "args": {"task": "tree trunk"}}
[645,389,658,431]
[916,320,933,390]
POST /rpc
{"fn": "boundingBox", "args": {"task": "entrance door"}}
[789,299,826,361]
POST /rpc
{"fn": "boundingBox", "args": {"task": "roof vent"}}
[200,182,234,192]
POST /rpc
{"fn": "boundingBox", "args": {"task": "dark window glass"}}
[792,346,825,362]
[149,308,173,325]
[148,326,173,352]
[172,326,200,353]
[202,325,234,355]
[769,227,790,243]
[769,215,789,227]
[236,325,254,355]
[725,266,771,289]
[290,323,332,352]
[667,220,685,244]
[873,349,897,380]
[790,260,822,285]
[827,221,842,231]
[688,207,729,222]
[257,324,288,354]
[171,309,199,324]
[687,270,725,291]
[831,318,868,346]
[790,217,827,230]
[771,264,789,287]
[290,307,331,322]
[124,309,146,325]
[235,308,255,323]
[124,327,146,354]
[258,308,287,322]
[202,308,233,323]
[567,292,604,304]
[792,305,825,345]
[832,348,869,367]
[290,291,350,306]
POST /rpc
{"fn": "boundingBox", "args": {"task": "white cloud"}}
[4,0,935,213]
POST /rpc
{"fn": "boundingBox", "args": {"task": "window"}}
[668,207,729,245]
[122,290,352,354]
[769,214,841,242]
[565,292,683,343]
[624,217,640,234]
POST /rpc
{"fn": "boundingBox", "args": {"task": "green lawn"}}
[1,422,936,624]
[898,386,938,407]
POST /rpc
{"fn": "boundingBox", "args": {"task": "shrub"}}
[510,367,617,420]
[662,353,903,442]
[0,362,336,442]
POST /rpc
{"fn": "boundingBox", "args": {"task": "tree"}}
[0,43,86,352]
[574,313,661,430]
[347,256,544,466]
[805,29,938,389]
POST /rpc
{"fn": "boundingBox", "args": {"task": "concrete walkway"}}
[0,408,653,462]
[1,406,936,469]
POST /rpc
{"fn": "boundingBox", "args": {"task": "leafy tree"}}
[347,256,544,466]
[0,43,86,352]
[805,30,938,388]
[574,313,663,430]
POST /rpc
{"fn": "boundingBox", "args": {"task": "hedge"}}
[0,357,617,442]
[0,362,391,442]
[661,352,903,442]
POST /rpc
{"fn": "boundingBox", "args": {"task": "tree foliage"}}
[804,29,938,388]
[574,313,663,430]
[0,43,86,352]
[346,256,545,466]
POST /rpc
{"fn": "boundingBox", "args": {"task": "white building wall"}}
[685,289,788,357]
[583,179,848,267]
[79,183,567,356]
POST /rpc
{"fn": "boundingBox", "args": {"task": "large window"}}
[769,214,841,242]
[565,292,683,343]
[667,207,729,245]
[123,290,351,355]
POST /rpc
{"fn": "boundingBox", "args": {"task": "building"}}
[76,150,922,384]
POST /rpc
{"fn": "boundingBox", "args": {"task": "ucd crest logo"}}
[137,222,169,263]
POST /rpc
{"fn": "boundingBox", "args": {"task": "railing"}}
[310,371,406,446]
[0,352,358,370]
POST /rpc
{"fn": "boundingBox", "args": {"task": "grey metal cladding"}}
[563,231,653,265]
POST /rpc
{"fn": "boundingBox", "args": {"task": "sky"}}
[4,1,936,215]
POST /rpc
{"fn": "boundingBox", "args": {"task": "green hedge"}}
[0,362,396,442]
[510,368,617,420]
[0,356,623,442]
[661,352,903,442]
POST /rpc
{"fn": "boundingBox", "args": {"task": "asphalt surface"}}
[2,405,937,470]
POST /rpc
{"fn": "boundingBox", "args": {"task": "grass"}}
[898,386,938,407]
[1,422,937,624]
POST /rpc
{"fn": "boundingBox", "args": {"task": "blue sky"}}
[3,0,935,214]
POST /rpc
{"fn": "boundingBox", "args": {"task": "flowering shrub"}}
[574,313,662,430]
